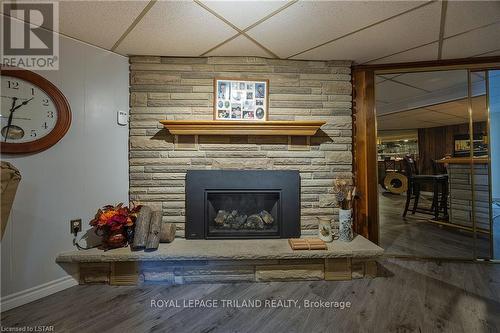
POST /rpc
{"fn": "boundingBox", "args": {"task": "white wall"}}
[1,31,129,310]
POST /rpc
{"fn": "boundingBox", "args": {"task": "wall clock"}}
[1,66,71,154]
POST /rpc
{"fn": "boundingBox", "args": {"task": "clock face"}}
[0,67,71,154]
[1,75,58,143]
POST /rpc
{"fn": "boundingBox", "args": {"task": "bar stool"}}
[431,159,449,218]
[402,156,448,220]
[382,157,407,194]
[383,157,397,173]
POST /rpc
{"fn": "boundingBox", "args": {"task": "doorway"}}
[352,59,500,260]
[375,69,491,258]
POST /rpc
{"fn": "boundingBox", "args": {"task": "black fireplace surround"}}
[185,170,300,239]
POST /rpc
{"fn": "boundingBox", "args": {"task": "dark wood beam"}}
[353,56,500,72]
[352,69,379,243]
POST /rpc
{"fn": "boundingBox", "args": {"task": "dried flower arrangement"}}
[332,179,356,210]
[89,203,141,249]
[333,179,357,242]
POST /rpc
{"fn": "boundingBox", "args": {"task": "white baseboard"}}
[1,275,78,312]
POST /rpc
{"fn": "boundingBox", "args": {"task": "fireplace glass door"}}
[206,191,280,238]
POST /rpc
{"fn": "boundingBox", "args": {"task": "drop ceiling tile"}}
[42,1,148,50]
[377,114,438,130]
[430,118,467,127]
[116,1,236,56]
[420,110,463,121]
[382,74,403,79]
[401,109,443,121]
[377,117,409,130]
[473,49,500,57]
[416,122,445,129]
[433,107,469,120]
[394,70,468,92]
[376,100,390,106]
[292,1,441,62]
[377,96,490,129]
[376,74,401,83]
[411,108,429,115]
[428,101,468,117]
[442,23,500,59]
[444,1,500,38]
[247,1,428,58]
[199,0,288,29]
[394,113,443,127]
[205,35,271,57]
[439,115,466,122]
[391,107,423,116]
[428,100,464,111]
[366,43,438,64]
[376,80,426,106]
[397,113,427,122]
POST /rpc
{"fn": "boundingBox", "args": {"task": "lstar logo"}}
[1,1,59,70]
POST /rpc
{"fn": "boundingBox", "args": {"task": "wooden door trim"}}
[352,69,378,243]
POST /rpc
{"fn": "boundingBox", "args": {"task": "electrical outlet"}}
[70,219,82,234]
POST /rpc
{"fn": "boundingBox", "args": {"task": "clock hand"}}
[0,115,31,120]
[11,97,34,112]
[2,96,31,101]
[4,97,18,142]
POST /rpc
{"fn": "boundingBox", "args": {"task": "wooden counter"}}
[436,157,488,164]
[442,159,491,231]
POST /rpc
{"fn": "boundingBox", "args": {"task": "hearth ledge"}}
[56,235,382,263]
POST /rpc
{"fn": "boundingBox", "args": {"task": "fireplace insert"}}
[185,170,300,239]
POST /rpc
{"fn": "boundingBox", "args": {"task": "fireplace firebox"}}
[185,170,300,239]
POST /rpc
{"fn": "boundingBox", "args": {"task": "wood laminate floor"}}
[379,190,491,258]
[1,259,499,333]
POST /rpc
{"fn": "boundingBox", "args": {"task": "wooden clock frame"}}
[1,66,72,154]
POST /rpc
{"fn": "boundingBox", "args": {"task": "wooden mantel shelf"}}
[159,120,326,136]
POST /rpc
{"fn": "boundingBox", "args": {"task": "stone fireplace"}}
[185,170,300,239]
[128,56,353,237]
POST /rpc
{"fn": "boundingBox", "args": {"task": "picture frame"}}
[213,78,269,121]
[453,133,488,157]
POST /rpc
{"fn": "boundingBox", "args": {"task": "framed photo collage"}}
[214,78,268,121]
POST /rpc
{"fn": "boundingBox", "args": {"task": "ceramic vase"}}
[317,217,333,242]
[338,209,353,242]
